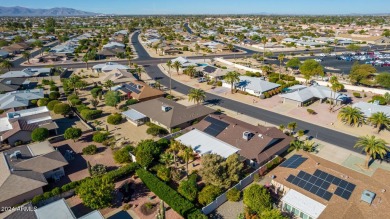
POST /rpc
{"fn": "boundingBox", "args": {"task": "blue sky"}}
[2,0,390,15]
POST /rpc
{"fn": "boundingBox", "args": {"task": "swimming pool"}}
[198,63,208,67]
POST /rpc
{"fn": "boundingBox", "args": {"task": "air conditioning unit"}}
[161,106,171,112]
[243,131,253,141]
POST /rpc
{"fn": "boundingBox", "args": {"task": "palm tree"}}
[168,140,184,167]
[354,135,389,169]
[173,61,181,75]
[261,36,267,64]
[297,130,305,140]
[329,76,338,109]
[136,67,142,80]
[178,146,195,178]
[278,124,285,132]
[195,43,200,55]
[34,40,44,56]
[303,141,316,152]
[126,51,133,67]
[188,88,206,105]
[67,76,80,94]
[186,66,196,78]
[104,80,114,91]
[261,65,273,75]
[288,140,304,152]
[159,152,174,167]
[0,60,13,71]
[166,60,172,95]
[287,122,297,134]
[224,71,240,94]
[331,82,344,110]
[82,55,89,69]
[22,51,31,63]
[334,39,339,53]
[368,112,390,133]
[227,43,234,52]
[278,53,285,80]
[338,106,365,127]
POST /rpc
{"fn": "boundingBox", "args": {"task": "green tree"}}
[338,106,365,127]
[49,91,60,100]
[31,128,49,142]
[136,150,154,168]
[166,60,173,95]
[198,185,222,206]
[287,122,297,133]
[224,71,240,94]
[346,44,361,52]
[82,55,89,69]
[37,98,50,107]
[47,100,60,111]
[178,174,198,202]
[299,59,324,83]
[168,140,185,166]
[64,127,82,142]
[260,209,287,219]
[0,60,13,71]
[103,80,114,91]
[354,135,389,169]
[375,72,390,89]
[243,184,272,215]
[288,140,304,152]
[77,177,115,209]
[104,91,120,108]
[107,113,122,125]
[22,51,31,63]
[114,145,134,163]
[286,57,301,69]
[226,188,241,202]
[368,112,390,133]
[157,165,171,182]
[173,61,181,75]
[261,36,267,64]
[278,54,285,80]
[53,103,71,116]
[188,88,206,105]
[349,62,376,85]
[178,147,194,178]
[90,98,99,109]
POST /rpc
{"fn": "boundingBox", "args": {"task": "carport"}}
[122,109,148,126]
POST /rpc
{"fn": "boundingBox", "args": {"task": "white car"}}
[329,53,336,56]
[319,53,326,57]
[314,58,323,62]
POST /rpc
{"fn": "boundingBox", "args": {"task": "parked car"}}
[329,53,336,56]
[314,58,323,62]
[198,77,207,83]
[319,53,326,57]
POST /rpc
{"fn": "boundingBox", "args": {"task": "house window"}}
[284,203,291,212]
[300,212,309,219]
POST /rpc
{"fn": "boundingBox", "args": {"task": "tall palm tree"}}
[334,39,339,53]
[188,88,206,105]
[166,60,172,95]
[136,67,142,80]
[354,135,389,169]
[224,71,240,94]
[159,152,174,167]
[261,65,273,76]
[126,51,133,67]
[178,146,195,178]
[67,76,80,94]
[173,61,181,75]
[104,80,114,91]
[331,82,344,110]
[338,106,365,127]
[0,60,13,71]
[368,112,390,133]
[261,36,267,64]
[22,51,31,63]
[288,140,304,152]
[168,140,184,167]
[195,43,200,55]
[82,55,89,69]
[329,76,338,109]
[287,122,297,134]
[278,53,285,80]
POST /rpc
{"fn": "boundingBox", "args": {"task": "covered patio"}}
[122,109,148,126]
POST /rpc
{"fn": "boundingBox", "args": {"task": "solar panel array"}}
[280,154,307,169]
[203,117,229,137]
[122,83,141,94]
[286,169,356,201]
[314,170,356,200]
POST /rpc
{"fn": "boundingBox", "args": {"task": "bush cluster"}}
[92,131,109,143]
[307,109,316,115]
[80,109,103,120]
[146,123,169,136]
[107,113,122,125]
[352,92,361,98]
[227,188,241,202]
[82,144,98,155]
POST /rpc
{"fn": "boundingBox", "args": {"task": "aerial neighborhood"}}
[1,2,390,219]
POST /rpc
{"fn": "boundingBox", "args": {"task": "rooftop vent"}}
[243,131,253,141]
[258,134,264,139]
[9,150,22,160]
[161,105,171,112]
[361,190,376,205]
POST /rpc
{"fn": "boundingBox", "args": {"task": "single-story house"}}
[171,56,198,68]
[97,47,126,59]
[223,76,281,97]
[196,65,232,80]
[114,81,164,102]
[102,42,125,49]
[0,141,67,208]
[0,68,51,79]
[353,102,390,117]
[0,106,58,145]
[102,68,137,84]
[0,89,44,110]
[280,85,349,106]
[92,62,130,73]
[336,34,390,44]
[0,78,34,93]
[2,43,30,54]
[124,97,215,131]
[189,114,293,167]
[0,50,9,58]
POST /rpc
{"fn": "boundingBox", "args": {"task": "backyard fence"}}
[201,155,280,215]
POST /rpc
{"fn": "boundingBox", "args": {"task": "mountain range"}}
[0,6,99,16]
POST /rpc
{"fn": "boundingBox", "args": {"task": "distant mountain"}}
[0,6,99,16]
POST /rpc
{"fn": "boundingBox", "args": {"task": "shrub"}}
[114,145,134,163]
[83,144,98,155]
[91,164,107,176]
[50,86,59,91]
[307,109,316,115]
[80,109,103,120]
[54,103,71,116]
[31,99,38,105]
[49,91,60,100]
[37,98,50,106]
[76,104,89,112]
[216,81,222,86]
[31,128,49,142]
[227,188,241,202]
[126,99,138,105]
[369,95,387,105]
[91,87,102,98]
[67,94,79,102]
[136,169,199,218]
[92,131,109,143]
[70,98,82,106]
[157,165,171,182]
[103,163,139,181]
[47,100,60,110]
[51,187,61,196]
[198,185,222,206]
[353,92,361,98]
[107,113,122,125]
[178,174,198,202]
[64,127,82,142]
[146,126,169,136]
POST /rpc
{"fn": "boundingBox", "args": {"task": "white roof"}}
[234,76,280,94]
[78,210,104,219]
[122,109,147,121]
[0,117,12,132]
[92,62,130,72]
[0,89,44,110]
[1,68,51,79]
[282,189,326,219]
[7,106,49,119]
[35,198,76,219]
[280,85,347,103]
[353,102,390,117]
[103,42,125,49]
[176,129,240,158]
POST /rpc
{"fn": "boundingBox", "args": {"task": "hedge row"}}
[31,163,139,205]
[136,169,206,218]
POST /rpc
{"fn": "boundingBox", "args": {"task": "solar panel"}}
[339,180,348,189]
[346,183,356,192]
[341,191,352,200]
[323,191,333,201]
[325,174,335,183]
[313,169,322,177]
[332,177,341,185]
[335,187,344,196]
[316,188,326,197]
[280,155,307,169]
[297,171,305,178]
[286,175,295,183]
[123,83,141,94]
